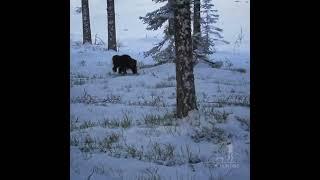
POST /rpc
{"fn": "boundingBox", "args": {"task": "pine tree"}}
[174,0,197,118]
[200,0,227,55]
[81,0,92,44]
[139,0,175,64]
[107,0,117,51]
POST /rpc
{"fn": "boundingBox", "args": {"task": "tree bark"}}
[168,0,175,36]
[107,0,117,51]
[193,0,201,51]
[81,0,92,44]
[174,0,198,118]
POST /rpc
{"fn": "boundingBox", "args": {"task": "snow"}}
[71,0,249,180]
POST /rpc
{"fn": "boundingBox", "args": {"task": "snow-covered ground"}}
[70,0,250,180]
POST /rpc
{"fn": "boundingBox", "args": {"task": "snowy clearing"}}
[70,0,250,179]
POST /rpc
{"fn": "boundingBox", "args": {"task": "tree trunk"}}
[193,0,201,51]
[81,0,92,44]
[107,0,117,51]
[173,0,198,118]
[168,0,175,36]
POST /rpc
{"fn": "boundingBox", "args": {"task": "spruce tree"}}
[200,0,228,55]
[139,0,175,64]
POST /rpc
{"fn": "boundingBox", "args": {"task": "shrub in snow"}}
[143,112,176,127]
[145,142,176,165]
[124,144,144,160]
[201,107,231,123]
[70,116,79,132]
[99,118,120,128]
[79,120,97,129]
[71,90,121,105]
[120,112,133,129]
[191,126,230,144]
[154,81,176,88]
[216,94,250,107]
[235,116,250,131]
[70,135,80,146]
[98,133,120,153]
[79,134,97,153]
[137,167,161,180]
[128,96,166,108]
[180,144,201,164]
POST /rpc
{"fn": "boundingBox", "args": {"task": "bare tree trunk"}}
[193,0,201,51]
[174,0,198,118]
[168,0,175,36]
[82,0,92,44]
[107,0,117,51]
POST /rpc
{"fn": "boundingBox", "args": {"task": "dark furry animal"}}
[112,55,138,74]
